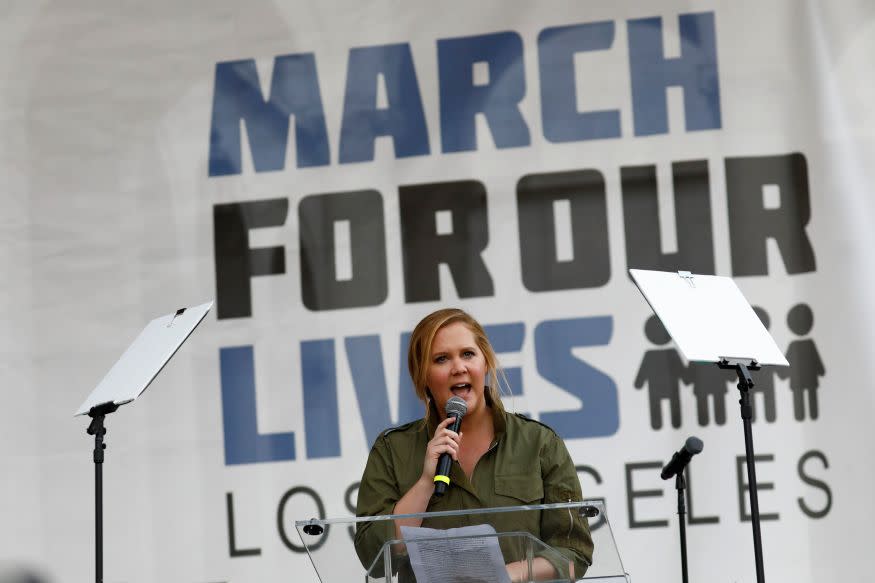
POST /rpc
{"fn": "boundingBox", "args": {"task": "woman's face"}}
[426,322,488,420]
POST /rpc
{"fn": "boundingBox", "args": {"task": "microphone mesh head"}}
[445,396,468,417]
[686,436,704,454]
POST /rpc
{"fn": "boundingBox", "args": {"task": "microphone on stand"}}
[661,436,704,480]
[662,436,704,583]
[433,396,467,496]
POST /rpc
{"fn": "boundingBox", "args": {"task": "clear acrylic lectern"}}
[295,500,628,583]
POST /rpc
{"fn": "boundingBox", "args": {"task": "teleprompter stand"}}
[75,302,212,583]
[718,357,765,583]
[629,269,789,583]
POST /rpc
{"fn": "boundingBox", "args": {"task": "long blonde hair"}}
[407,308,506,423]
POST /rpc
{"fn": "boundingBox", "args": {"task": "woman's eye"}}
[434,355,447,363]
[463,350,475,358]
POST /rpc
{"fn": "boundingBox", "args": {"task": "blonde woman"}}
[355,308,593,581]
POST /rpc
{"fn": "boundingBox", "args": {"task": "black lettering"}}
[399,181,494,302]
[725,153,816,276]
[517,170,610,291]
[345,481,360,540]
[575,464,603,486]
[299,190,388,310]
[736,454,779,521]
[575,465,606,530]
[797,450,832,518]
[685,467,718,525]
[214,199,288,319]
[625,462,668,528]
[277,486,328,552]
[226,492,261,557]
[621,161,715,275]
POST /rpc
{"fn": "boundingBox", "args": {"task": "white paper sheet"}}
[400,524,512,583]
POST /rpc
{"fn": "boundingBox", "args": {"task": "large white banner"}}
[2,1,873,582]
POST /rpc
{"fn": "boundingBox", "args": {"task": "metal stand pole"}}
[87,403,118,583]
[676,473,689,583]
[720,360,766,583]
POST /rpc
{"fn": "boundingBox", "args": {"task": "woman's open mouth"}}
[450,383,472,397]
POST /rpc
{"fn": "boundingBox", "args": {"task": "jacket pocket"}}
[494,474,544,503]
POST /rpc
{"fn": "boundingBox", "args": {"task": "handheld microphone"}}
[661,436,704,480]
[433,396,467,496]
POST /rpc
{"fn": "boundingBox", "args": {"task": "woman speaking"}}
[354,308,593,581]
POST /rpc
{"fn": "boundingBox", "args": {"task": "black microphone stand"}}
[87,402,119,583]
[718,358,766,583]
[675,471,689,583]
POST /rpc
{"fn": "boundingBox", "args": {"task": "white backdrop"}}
[2,1,874,582]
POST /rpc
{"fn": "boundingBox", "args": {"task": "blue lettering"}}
[302,339,340,458]
[534,317,620,438]
[484,322,525,398]
[220,346,296,465]
[396,332,422,422]
[345,334,422,446]
[339,44,430,163]
[438,31,530,152]
[627,12,721,136]
[208,55,330,176]
[538,22,621,142]
[221,317,623,465]
[345,335,392,445]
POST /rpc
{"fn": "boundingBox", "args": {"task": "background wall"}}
[2,1,873,581]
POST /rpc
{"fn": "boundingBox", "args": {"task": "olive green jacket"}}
[354,407,593,578]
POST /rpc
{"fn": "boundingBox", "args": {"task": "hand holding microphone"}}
[430,396,467,496]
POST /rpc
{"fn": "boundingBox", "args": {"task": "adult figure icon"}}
[635,315,687,429]
[777,303,825,420]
